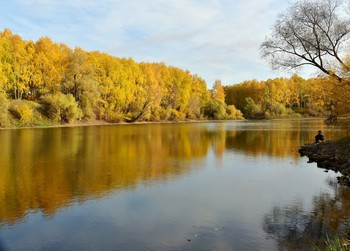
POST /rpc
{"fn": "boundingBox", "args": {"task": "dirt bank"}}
[299,137,350,186]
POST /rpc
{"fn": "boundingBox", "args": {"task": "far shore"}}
[0,118,234,130]
[0,117,330,130]
[2,117,334,131]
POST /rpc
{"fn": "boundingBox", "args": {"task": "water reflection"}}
[0,124,211,226]
[225,119,343,157]
[263,179,350,250]
[0,120,344,228]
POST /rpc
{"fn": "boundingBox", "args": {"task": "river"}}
[0,119,348,250]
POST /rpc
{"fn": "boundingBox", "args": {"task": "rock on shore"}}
[299,137,350,186]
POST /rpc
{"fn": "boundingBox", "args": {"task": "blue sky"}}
[0,0,309,87]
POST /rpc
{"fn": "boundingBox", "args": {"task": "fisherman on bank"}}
[315,130,325,143]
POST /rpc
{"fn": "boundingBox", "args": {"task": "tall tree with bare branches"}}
[260,0,350,82]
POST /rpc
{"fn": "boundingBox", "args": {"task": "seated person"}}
[315,130,324,143]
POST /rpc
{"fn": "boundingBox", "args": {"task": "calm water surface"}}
[0,119,349,250]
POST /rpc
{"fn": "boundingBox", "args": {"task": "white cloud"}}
[0,0,297,86]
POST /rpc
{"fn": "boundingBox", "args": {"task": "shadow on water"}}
[263,179,350,250]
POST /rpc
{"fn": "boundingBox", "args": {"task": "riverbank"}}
[0,119,113,130]
[299,137,350,186]
[0,118,226,130]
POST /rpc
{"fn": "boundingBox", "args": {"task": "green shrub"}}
[244,97,262,119]
[42,93,80,123]
[270,102,286,116]
[80,95,96,120]
[203,100,225,119]
[264,102,296,118]
[79,83,99,120]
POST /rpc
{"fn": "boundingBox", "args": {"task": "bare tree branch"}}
[260,0,350,83]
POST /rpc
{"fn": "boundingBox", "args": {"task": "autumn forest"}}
[0,29,347,127]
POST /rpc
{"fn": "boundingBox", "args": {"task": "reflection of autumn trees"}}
[0,120,343,226]
[0,124,214,225]
[225,120,336,158]
[226,129,302,157]
[263,180,350,250]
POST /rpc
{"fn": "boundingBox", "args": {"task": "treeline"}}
[1,29,346,128]
[224,74,346,120]
[0,29,243,127]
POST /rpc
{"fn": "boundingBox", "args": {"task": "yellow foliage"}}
[212,80,225,102]
[0,91,9,126]
[42,93,80,123]
[226,105,244,119]
[11,101,33,124]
